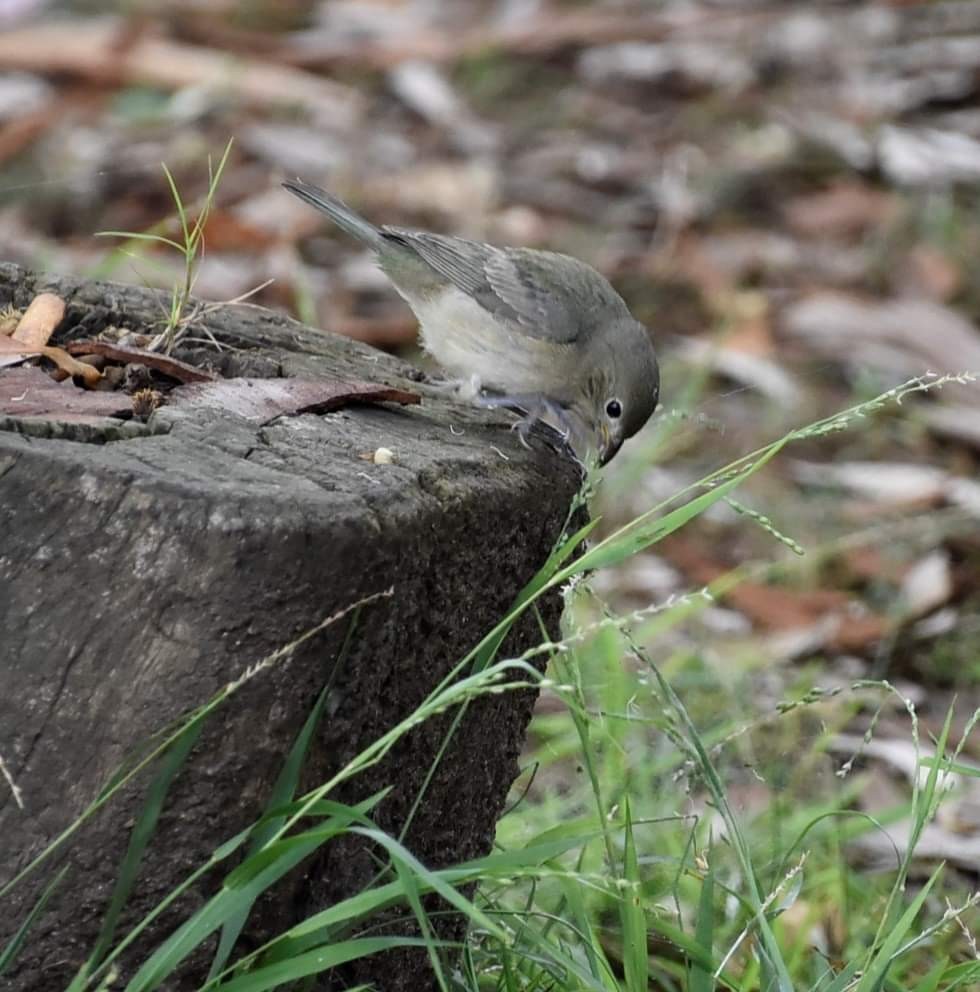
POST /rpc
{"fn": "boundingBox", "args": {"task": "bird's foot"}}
[476,393,578,461]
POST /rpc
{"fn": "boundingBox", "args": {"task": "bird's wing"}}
[382,229,628,343]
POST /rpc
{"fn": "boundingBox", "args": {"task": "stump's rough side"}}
[0,263,580,990]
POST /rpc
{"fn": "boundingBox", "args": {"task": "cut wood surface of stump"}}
[0,262,582,991]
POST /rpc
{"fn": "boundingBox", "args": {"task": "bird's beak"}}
[598,424,622,466]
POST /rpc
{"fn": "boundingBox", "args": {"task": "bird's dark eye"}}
[605,399,622,419]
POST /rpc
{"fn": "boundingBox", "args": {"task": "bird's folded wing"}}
[383,228,605,343]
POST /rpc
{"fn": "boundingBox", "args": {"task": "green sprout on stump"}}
[97,138,233,355]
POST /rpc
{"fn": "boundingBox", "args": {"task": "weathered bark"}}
[0,262,581,990]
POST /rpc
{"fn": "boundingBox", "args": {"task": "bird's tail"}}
[282,180,382,247]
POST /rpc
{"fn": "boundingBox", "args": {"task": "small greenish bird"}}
[283,179,660,464]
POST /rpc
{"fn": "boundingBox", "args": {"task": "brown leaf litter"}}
[65,340,216,384]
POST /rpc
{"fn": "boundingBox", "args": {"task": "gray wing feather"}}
[382,228,628,344]
[488,248,631,342]
[484,251,556,329]
[383,229,493,300]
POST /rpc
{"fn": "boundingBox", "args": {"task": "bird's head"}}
[570,318,660,465]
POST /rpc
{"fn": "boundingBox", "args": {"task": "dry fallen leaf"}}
[0,335,102,386]
[791,460,980,518]
[169,377,420,425]
[791,460,947,505]
[282,7,704,71]
[66,340,216,384]
[782,180,896,239]
[0,19,364,121]
[12,292,64,348]
[660,535,888,652]
[878,124,980,187]
[0,292,66,369]
[900,550,953,619]
[199,208,277,252]
[921,404,980,449]
[850,818,980,873]
[677,336,800,405]
[0,366,131,420]
[830,734,962,793]
[782,294,980,406]
[901,244,960,302]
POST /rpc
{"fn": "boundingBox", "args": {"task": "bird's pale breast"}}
[410,285,573,397]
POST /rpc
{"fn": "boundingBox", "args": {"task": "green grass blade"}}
[943,961,980,989]
[252,795,387,828]
[161,163,190,253]
[557,872,618,990]
[224,821,365,892]
[854,863,943,992]
[866,705,955,970]
[214,937,451,992]
[85,825,256,989]
[494,913,617,992]
[208,615,356,981]
[77,713,205,982]
[0,865,69,976]
[627,638,795,991]
[914,705,955,847]
[645,916,737,988]
[124,814,363,992]
[350,827,506,943]
[94,231,187,253]
[1,594,383,907]
[561,445,785,577]
[911,957,947,992]
[0,699,214,904]
[816,958,863,992]
[188,138,233,255]
[919,757,980,778]
[534,516,600,585]
[390,854,448,992]
[689,862,715,992]
[619,798,648,992]
[231,831,596,975]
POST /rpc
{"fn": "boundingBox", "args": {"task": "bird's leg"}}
[476,393,575,454]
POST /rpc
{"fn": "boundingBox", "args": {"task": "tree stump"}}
[0,262,581,990]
